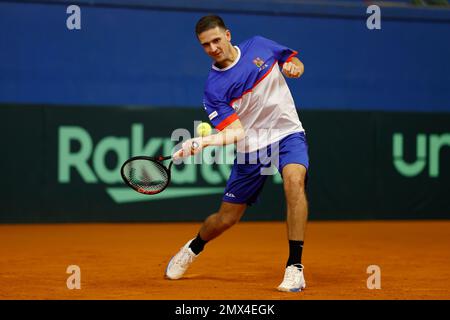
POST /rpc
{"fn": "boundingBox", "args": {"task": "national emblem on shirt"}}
[253,57,268,71]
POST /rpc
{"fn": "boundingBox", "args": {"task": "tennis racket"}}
[120,141,199,195]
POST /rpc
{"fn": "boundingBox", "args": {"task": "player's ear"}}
[225,29,231,42]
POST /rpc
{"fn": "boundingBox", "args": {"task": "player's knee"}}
[285,174,305,191]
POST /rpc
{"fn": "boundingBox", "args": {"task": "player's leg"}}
[194,201,247,243]
[283,163,308,252]
[188,202,246,256]
[277,164,308,291]
[275,132,309,292]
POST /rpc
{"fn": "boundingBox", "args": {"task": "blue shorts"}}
[223,132,309,205]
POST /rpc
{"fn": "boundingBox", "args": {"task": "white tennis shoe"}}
[165,239,198,280]
[277,264,306,292]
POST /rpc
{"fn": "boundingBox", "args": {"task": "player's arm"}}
[202,119,244,147]
[282,57,304,78]
[173,119,244,159]
[256,35,303,78]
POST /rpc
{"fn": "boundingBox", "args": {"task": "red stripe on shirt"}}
[229,61,278,107]
[216,113,239,131]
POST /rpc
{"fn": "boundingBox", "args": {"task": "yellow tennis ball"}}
[196,122,212,137]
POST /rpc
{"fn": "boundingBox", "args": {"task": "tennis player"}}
[166,15,309,292]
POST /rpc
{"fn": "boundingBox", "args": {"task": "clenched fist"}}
[282,61,303,78]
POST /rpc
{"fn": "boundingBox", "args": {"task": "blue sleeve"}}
[255,36,298,64]
[203,91,238,131]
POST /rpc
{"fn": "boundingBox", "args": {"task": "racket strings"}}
[123,159,169,194]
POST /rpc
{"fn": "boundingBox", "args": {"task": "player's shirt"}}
[203,35,305,153]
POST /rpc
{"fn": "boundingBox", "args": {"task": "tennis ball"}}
[196,122,212,137]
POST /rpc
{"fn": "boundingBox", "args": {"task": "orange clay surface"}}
[0,220,449,300]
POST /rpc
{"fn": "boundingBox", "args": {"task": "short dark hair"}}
[195,15,227,36]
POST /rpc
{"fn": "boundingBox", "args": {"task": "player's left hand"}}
[282,61,302,78]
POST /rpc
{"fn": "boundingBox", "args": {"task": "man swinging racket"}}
[166,15,309,292]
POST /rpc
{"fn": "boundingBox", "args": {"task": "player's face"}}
[198,27,233,65]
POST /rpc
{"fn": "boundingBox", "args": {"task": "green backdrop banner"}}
[0,105,449,222]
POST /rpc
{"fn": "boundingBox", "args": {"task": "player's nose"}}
[210,44,218,53]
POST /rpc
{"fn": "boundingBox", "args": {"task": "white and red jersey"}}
[203,35,305,153]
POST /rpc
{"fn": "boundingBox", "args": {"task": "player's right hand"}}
[172,148,185,160]
[173,138,203,160]
[182,138,203,156]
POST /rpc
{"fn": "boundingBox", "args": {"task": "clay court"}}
[1,220,449,300]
